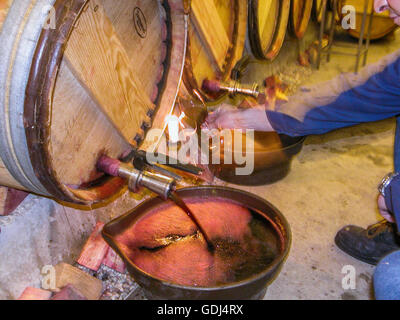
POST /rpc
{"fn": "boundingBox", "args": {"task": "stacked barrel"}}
[183,0,398,102]
[182,0,316,102]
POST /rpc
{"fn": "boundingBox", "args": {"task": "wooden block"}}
[55,263,103,300]
[51,284,87,300]
[102,247,126,274]
[18,287,52,300]
[0,187,29,216]
[76,221,109,271]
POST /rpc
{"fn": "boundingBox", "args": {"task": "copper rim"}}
[102,186,292,299]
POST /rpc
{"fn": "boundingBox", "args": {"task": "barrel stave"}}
[0,0,186,204]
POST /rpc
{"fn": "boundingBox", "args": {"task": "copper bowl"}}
[102,186,291,300]
[208,131,305,186]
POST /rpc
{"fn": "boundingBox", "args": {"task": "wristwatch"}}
[378,172,399,197]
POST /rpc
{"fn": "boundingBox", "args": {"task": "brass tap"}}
[118,163,176,200]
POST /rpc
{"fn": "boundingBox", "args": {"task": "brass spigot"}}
[97,156,176,200]
[219,80,260,99]
[202,79,261,100]
[117,163,176,200]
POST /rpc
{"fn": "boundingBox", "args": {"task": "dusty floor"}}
[1,26,399,300]
[236,29,400,300]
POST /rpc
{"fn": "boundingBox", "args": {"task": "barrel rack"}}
[316,0,374,73]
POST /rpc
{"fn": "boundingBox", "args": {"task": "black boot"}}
[335,220,400,265]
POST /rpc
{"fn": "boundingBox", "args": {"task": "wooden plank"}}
[76,221,109,272]
[18,287,52,300]
[102,246,126,273]
[64,0,154,144]
[55,263,103,300]
[191,0,231,72]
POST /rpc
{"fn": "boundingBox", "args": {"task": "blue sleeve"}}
[266,51,400,137]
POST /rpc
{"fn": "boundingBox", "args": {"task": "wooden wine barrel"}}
[290,0,313,39]
[338,0,398,40]
[0,0,187,204]
[248,0,291,60]
[183,0,247,101]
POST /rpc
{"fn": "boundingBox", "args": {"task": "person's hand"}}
[378,194,395,223]
[203,104,274,132]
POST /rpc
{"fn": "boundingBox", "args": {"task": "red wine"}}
[169,192,215,252]
[120,197,280,287]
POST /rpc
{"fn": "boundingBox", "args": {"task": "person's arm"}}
[267,50,400,137]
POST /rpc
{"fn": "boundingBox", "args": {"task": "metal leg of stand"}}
[355,0,369,73]
[317,0,328,69]
[327,0,338,63]
[362,1,375,67]
[316,0,374,72]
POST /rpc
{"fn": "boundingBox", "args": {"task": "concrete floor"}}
[1,26,399,300]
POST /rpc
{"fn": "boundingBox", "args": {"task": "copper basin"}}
[208,131,305,185]
[102,186,291,300]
